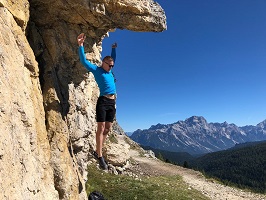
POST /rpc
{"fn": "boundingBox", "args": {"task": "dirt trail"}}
[129,149,266,200]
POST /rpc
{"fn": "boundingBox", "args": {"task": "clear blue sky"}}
[102,0,266,132]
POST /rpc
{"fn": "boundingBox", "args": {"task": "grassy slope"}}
[86,164,209,200]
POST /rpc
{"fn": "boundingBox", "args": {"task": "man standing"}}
[77,33,117,170]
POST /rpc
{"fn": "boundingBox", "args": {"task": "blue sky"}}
[102,0,266,132]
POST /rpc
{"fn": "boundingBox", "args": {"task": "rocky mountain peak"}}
[150,123,169,130]
[257,120,266,129]
[221,121,229,126]
[185,116,208,125]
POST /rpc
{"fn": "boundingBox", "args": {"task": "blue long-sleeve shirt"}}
[78,46,116,96]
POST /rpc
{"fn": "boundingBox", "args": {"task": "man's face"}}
[102,60,114,72]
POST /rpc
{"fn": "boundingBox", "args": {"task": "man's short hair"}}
[103,56,114,62]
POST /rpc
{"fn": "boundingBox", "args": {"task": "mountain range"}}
[130,116,266,155]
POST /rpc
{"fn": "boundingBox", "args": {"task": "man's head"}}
[102,56,114,72]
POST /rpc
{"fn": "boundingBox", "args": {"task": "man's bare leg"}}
[96,122,112,157]
[95,121,112,170]
[96,122,105,157]
[103,121,112,142]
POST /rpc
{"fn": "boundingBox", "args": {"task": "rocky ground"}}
[127,147,266,200]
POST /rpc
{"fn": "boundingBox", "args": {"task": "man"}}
[77,33,117,170]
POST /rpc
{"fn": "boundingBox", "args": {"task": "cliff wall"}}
[0,0,166,199]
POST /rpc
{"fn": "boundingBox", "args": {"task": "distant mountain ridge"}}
[130,116,266,155]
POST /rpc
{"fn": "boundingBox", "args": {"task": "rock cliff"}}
[0,0,166,199]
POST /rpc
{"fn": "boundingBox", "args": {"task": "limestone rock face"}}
[0,0,29,30]
[0,0,166,199]
[0,4,58,200]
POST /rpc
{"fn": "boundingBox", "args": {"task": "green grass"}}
[86,164,209,200]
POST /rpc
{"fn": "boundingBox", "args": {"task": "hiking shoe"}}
[92,151,108,170]
[98,157,108,170]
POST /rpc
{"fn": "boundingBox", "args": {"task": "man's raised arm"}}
[111,43,117,63]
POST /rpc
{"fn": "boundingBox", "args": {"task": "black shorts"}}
[96,96,116,122]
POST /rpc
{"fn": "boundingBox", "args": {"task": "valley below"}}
[128,147,266,200]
